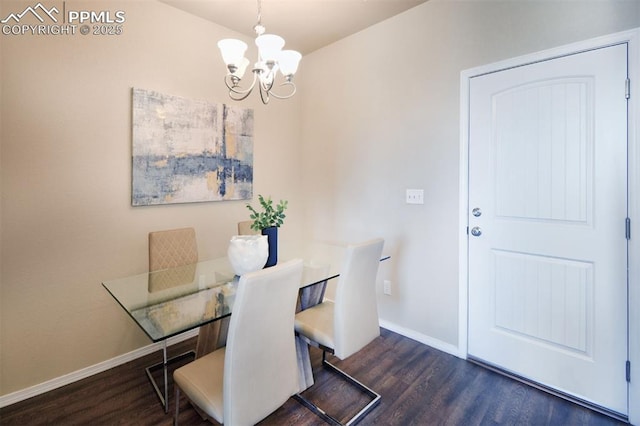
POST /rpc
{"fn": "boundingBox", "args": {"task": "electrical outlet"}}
[383,280,392,295]
[406,189,424,204]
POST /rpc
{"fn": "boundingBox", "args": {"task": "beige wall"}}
[1,0,639,400]
[0,0,304,395]
[299,0,640,347]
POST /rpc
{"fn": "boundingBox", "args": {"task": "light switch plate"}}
[406,189,424,204]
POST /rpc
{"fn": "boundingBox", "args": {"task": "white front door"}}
[468,44,628,415]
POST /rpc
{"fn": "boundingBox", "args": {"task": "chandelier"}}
[217,0,302,104]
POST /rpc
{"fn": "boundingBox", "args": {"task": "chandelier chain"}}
[254,0,265,36]
[256,0,262,25]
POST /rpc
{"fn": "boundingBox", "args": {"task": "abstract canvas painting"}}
[132,88,253,206]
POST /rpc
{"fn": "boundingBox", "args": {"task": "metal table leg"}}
[145,340,195,412]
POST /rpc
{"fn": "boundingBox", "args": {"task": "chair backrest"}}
[238,220,259,235]
[333,238,384,359]
[223,259,303,425]
[148,227,198,271]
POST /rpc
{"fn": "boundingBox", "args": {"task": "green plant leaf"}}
[246,194,288,230]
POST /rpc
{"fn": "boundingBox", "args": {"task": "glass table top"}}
[102,250,343,341]
[103,241,389,342]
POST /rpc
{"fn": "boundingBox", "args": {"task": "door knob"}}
[471,226,482,237]
[472,207,482,217]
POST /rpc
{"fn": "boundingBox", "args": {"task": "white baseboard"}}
[0,329,199,409]
[379,319,464,358]
[1,323,461,409]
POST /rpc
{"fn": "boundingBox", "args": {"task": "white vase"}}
[227,235,269,276]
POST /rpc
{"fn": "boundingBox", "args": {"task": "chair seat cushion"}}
[294,301,335,350]
[174,348,225,423]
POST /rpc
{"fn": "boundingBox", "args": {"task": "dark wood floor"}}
[0,328,627,425]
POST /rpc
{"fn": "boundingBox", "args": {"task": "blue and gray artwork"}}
[132,88,253,206]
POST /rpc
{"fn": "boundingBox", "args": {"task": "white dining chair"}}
[293,238,384,425]
[173,258,304,426]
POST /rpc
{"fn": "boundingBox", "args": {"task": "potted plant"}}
[246,194,288,267]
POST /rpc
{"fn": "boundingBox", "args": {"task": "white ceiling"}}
[159,0,428,55]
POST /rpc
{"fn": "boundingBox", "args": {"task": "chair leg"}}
[174,386,180,426]
[293,393,342,426]
[321,356,381,426]
[294,351,381,426]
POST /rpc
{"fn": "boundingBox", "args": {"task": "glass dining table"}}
[102,241,388,412]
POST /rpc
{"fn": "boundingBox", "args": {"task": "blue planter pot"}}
[262,226,278,267]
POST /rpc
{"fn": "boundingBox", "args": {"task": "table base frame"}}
[145,340,195,413]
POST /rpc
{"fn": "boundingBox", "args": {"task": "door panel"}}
[468,44,628,415]
[494,78,592,223]
[493,251,592,354]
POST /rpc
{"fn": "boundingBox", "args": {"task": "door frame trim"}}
[458,28,640,423]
